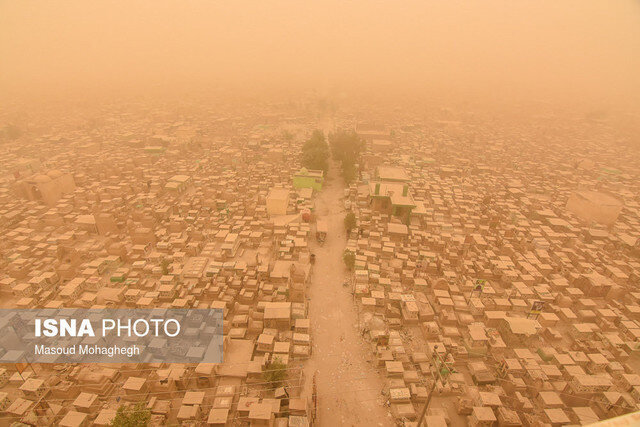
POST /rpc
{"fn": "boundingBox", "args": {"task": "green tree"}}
[111,402,151,427]
[329,129,365,165]
[329,130,364,182]
[302,130,329,173]
[342,249,356,271]
[344,212,357,234]
[263,356,287,388]
[342,161,357,183]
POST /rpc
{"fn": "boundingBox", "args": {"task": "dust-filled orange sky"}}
[1,0,639,106]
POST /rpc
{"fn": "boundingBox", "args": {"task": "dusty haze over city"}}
[2,0,640,108]
[1,1,640,427]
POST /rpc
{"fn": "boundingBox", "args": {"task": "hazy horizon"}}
[2,0,640,109]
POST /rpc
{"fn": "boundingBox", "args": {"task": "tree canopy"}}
[343,249,356,271]
[263,356,288,388]
[301,129,329,173]
[111,402,151,427]
[344,211,357,233]
[329,130,365,183]
[329,130,364,164]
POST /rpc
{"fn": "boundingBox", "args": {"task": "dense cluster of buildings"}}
[0,101,325,426]
[344,113,640,425]
[0,98,638,426]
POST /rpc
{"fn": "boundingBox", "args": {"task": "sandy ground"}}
[303,162,394,427]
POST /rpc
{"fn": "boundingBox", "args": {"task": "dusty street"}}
[303,163,394,427]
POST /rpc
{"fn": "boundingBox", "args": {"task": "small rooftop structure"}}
[266,187,290,216]
[376,166,410,182]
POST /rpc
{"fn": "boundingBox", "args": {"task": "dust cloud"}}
[1,0,639,108]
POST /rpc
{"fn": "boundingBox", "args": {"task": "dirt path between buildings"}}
[303,162,394,427]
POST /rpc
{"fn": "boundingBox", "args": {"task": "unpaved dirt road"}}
[303,162,394,427]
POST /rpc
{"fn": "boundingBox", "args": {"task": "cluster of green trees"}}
[342,249,356,270]
[344,212,356,234]
[111,402,151,426]
[301,130,330,173]
[329,130,365,183]
[262,356,288,388]
[299,129,365,181]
